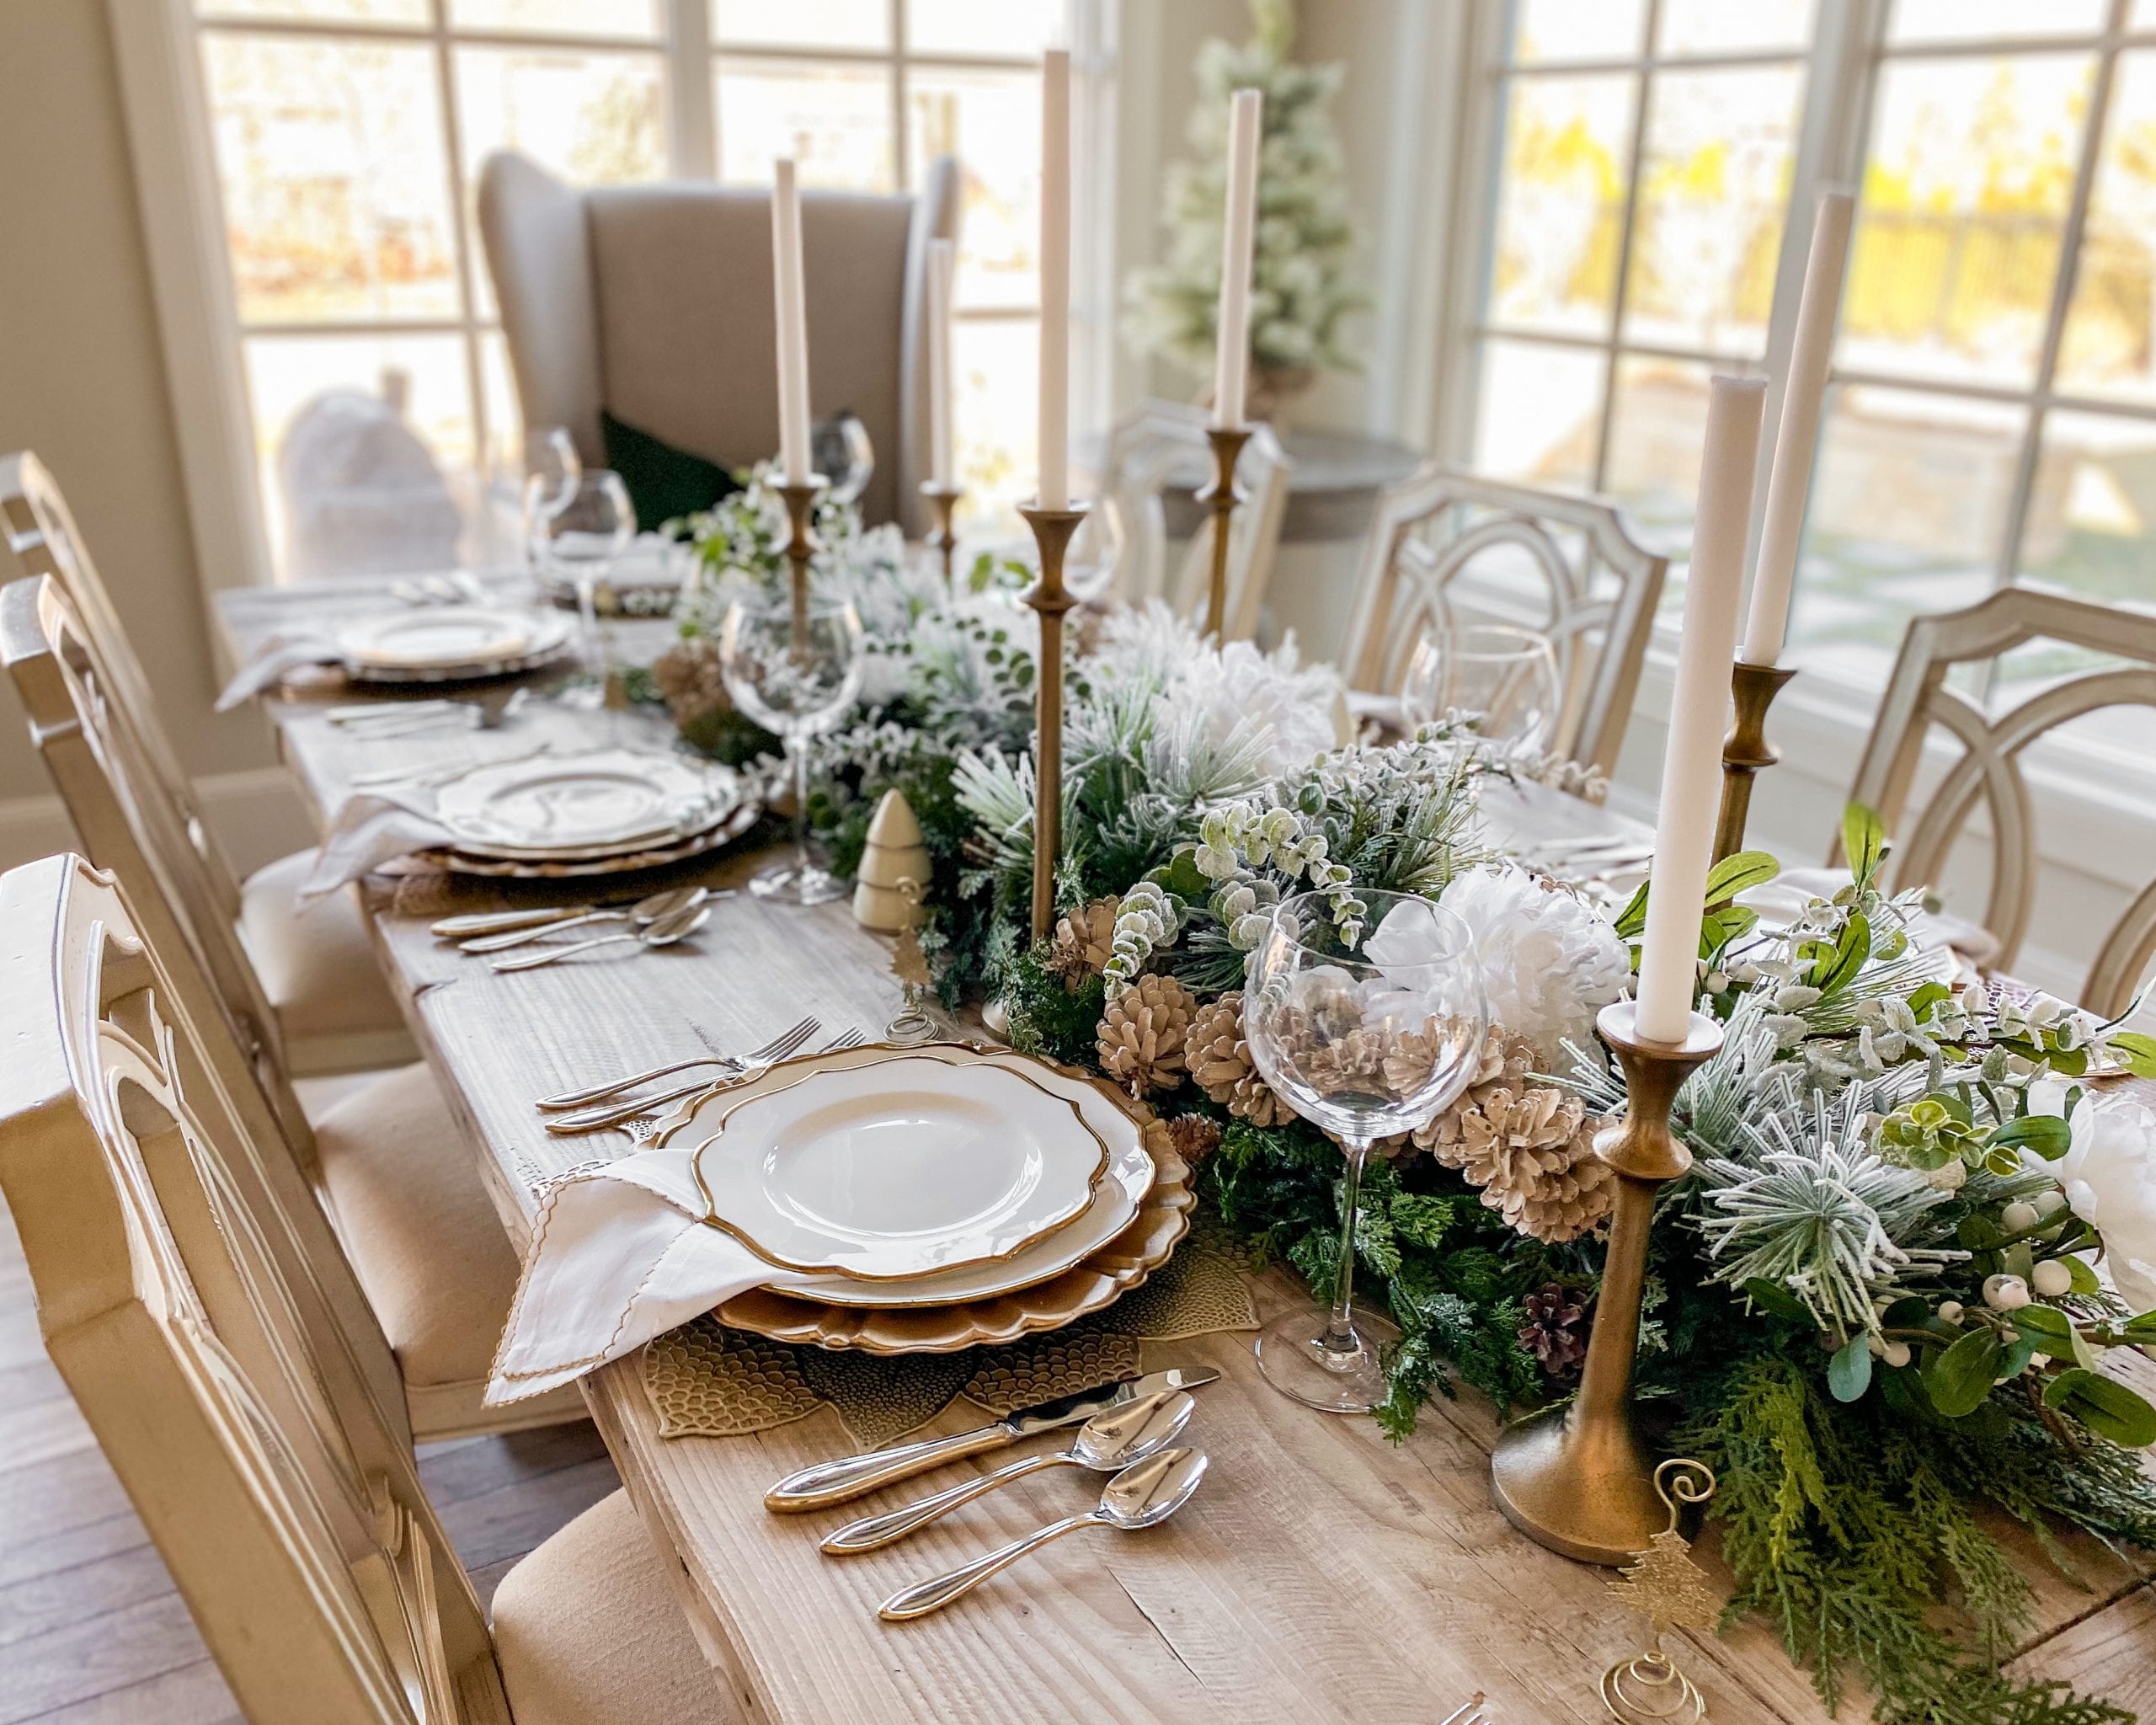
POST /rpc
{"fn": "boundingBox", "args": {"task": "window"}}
[175,0,1088,579]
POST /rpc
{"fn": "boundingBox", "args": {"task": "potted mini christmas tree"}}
[1123,0,1364,427]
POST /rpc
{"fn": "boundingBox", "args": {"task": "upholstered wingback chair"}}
[477,151,960,535]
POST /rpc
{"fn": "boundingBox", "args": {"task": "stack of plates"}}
[425,748,756,879]
[334,605,574,684]
[651,1043,1192,1354]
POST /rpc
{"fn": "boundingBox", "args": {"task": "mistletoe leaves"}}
[1610,846,1777,962]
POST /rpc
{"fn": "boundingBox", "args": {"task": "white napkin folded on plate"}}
[216,629,340,711]
[297,790,461,904]
[488,1147,820,1404]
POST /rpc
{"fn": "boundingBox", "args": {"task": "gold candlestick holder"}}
[1018,499,1086,942]
[1491,999,1722,1567]
[919,479,963,588]
[1197,425,1251,640]
[773,476,826,648]
[1714,660,1796,862]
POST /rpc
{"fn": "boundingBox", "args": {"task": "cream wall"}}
[0,0,274,840]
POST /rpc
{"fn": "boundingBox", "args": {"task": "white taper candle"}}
[927,237,955,489]
[1037,47,1070,511]
[1742,188,1854,666]
[1213,88,1263,428]
[1635,374,1769,1045]
[771,158,813,486]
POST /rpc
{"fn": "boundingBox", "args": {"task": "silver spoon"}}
[488,902,710,972]
[823,1391,1196,1555]
[459,884,708,952]
[878,1446,1209,1622]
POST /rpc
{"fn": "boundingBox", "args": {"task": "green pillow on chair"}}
[600,410,740,533]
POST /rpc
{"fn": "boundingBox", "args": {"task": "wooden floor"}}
[0,1194,619,1724]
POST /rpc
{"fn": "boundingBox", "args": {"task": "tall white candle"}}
[1037,47,1070,511]
[771,158,813,485]
[1635,374,1768,1045]
[927,238,955,488]
[1742,188,1854,665]
[1213,88,1263,428]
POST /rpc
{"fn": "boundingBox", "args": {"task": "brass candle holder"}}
[1491,999,1722,1567]
[1018,499,1086,942]
[919,479,963,588]
[773,476,826,648]
[1713,660,1796,862]
[1197,425,1251,640]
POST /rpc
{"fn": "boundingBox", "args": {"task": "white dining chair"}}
[1092,399,1291,639]
[1337,465,1667,777]
[2,449,416,1075]
[1840,586,2156,1017]
[3,573,582,1440]
[0,854,732,1725]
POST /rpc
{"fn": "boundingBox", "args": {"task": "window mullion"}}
[892,0,910,190]
[1591,19,1658,492]
[427,0,493,485]
[667,0,718,178]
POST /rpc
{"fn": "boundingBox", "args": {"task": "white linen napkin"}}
[296,789,462,904]
[488,1146,820,1403]
[215,629,341,711]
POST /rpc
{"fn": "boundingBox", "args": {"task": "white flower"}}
[1435,865,1631,1065]
[2057,1093,2156,1314]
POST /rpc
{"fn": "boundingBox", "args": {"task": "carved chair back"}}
[1339,466,1667,775]
[1844,587,2156,1016]
[0,856,488,1722]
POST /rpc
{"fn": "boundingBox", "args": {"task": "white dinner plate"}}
[334,605,555,671]
[433,749,737,857]
[686,1055,1113,1281]
[651,1043,1151,1306]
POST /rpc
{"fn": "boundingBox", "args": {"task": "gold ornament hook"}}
[1602,1457,1721,1723]
[1653,1459,1716,1528]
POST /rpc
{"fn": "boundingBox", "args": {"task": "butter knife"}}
[763,1367,1222,1513]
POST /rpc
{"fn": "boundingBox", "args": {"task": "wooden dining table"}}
[217,579,2156,1725]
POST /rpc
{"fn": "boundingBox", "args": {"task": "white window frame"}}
[110,0,1116,617]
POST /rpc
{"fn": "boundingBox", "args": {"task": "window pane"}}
[2018,409,2156,606]
[1788,383,2029,686]
[1657,0,1815,56]
[1472,337,1604,492]
[456,45,664,315]
[449,0,661,35]
[1603,357,1716,560]
[243,332,477,575]
[712,0,889,51]
[1487,74,1636,339]
[197,0,427,23]
[953,317,1038,526]
[717,58,894,190]
[1888,0,2105,45]
[2057,52,2156,408]
[1509,0,1646,65]
[908,0,1059,58]
[1839,54,2094,391]
[202,33,460,324]
[1623,66,1802,358]
[910,68,1039,312]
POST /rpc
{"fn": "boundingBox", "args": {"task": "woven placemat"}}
[642,1211,1259,1447]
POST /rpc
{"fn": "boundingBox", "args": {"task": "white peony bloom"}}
[1168,631,1342,781]
[1436,865,1632,1064]
[2057,1092,2156,1314]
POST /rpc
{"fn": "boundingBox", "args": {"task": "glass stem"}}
[1323,1135,1372,1355]
[790,734,812,874]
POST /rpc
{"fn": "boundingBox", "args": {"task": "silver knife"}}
[430,905,600,937]
[763,1367,1222,1513]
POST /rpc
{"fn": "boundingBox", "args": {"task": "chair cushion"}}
[238,849,416,1071]
[602,409,740,532]
[493,1490,736,1725]
[313,1063,521,1396]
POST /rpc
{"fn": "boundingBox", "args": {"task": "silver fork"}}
[534,1016,820,1111]
[543,1025,863,1138]
[608,1028,868,1144]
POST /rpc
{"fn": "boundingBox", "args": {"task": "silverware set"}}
[529,1015,843,1135]
[764,1367,1221,1622]
[431,884,737,975]
[388,571,489,606]
[328,684,530,740]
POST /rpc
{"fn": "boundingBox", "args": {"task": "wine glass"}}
[521,427,582,577]
[1401,622,1563,760]
[719,593,865,905]
[1241,889,1488,1413]
[536,470,636,706]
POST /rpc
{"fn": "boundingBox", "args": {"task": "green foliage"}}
[1001,945,1107,1066]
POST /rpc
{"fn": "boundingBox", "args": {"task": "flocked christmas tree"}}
[1123,0,1363,415]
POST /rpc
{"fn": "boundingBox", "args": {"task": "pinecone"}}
[1049,895,1120,991]
[650,638,732,728]
[1302,1024,1392,1100]
[1187,992,1291,1128]
[1097,973,1197,1096]
[1518,1283,1588,1377]
[1413,1026,1540,1157]
[1163,1114,1224,1165]
[1449,1084,1616,1244]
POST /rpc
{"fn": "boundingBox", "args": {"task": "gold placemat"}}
[642,1212,1259,1448]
